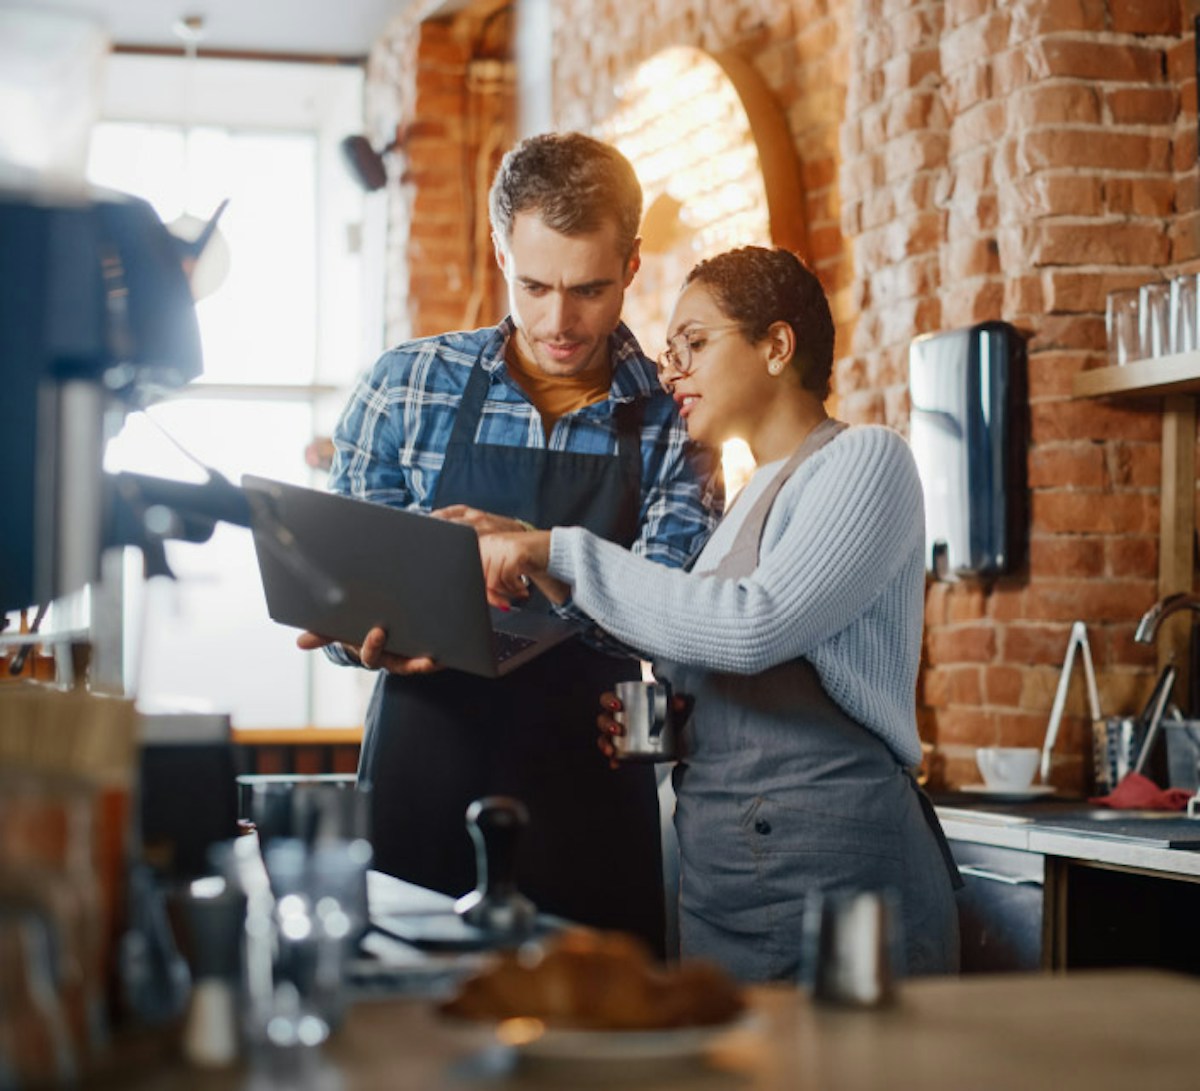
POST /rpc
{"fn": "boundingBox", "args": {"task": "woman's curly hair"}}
[682,247,834,400]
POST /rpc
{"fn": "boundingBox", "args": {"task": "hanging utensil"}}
[1040,621,1101,783]
[1133,663,1176,776]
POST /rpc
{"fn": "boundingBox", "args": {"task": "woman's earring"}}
[768,359,785,376]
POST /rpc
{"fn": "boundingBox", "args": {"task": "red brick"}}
[1174,129,1198,172]
[1003,621,1079,665]
[1170,209,1200,264]
[927,623,997,664]
[1005,274,1045,317]
[1025,314,1100,354]
[1017,128,1171,174]
[1104,177,1178,218]
[1109,0,1181,35]
[984,664,1025,706]
[944,0,991,29]
[1105,85,1179,125]
[941,278,1005,326]
[939,9,1012,67]
[865,342,909,387]
[1109,629,1161,668]
[1017,221,1171,269]
[1028,443,1108,489]
[942,236,1000,279]
[991,44,1039,95]
[935,706,998,746]
[947,585,991,622]
[1035,38,1166,83]
[948,101,1007,157]
[1107,441,1160,487]
[1025,350,1094,399]
[1020,576,1158,623]
[988,586,1031,622]
[1007,175,1104,220]
[1167,34,1198,82]
[941,59,991,114]
[996,711,1049,749]
[1009,83,1102,128]
[882,46,942,96]
[883,131,950,179]
[1008,0,1107,37]
[885,88,945,138]
[1106,536,1158,579]
[1030,492,1158,535]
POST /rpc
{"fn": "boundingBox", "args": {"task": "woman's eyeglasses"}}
[655,324,742,390]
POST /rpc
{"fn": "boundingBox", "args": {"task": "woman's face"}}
[660,281,774,448]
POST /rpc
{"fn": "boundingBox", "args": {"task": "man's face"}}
[494,211,640,379]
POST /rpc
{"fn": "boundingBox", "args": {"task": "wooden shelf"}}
[1071,350,1199,704]
[1072,351,1200,399]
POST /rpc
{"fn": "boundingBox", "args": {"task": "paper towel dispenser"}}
[909,321,1026,580]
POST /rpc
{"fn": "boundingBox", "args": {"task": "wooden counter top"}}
[92,968,1199,1090]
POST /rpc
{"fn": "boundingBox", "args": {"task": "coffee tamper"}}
[454,796,536,938]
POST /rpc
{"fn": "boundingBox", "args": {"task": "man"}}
[300,132,720,954]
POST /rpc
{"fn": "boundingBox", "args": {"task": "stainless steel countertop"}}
[935,798,1200,877]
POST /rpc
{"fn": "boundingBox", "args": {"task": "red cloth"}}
[1088,772,1193,811]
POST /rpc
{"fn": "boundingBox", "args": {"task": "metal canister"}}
[1091,717,1143,795]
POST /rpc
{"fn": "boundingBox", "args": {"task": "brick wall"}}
[369,0,1200,793]
[367,0,515,343]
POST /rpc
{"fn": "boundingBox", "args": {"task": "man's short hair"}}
[489,132,643,259]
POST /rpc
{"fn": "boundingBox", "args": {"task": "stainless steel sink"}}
[1067,809,1194,821]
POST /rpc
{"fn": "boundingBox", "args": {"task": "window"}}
[88,55,383,727]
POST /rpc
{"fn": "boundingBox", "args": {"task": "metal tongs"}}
[1041,621,1102,783]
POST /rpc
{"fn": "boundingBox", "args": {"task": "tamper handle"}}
[454,796,536,936]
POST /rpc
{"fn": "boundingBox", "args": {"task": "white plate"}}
[960,783,1057,802]
[519,1013,758,1062]
[447,1013,755,1064]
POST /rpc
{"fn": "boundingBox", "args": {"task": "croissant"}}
[440,928,743,1030]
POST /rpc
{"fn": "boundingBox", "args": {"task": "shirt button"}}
[754,818,771,835]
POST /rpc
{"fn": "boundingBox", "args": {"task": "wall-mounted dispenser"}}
[909,321,1026,581]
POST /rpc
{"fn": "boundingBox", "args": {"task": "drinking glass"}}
[1105,288,1141,367]
[1139,280,1171,360]
[1171,272,1200,355]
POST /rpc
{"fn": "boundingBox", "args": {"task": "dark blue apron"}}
[357,354,665,953]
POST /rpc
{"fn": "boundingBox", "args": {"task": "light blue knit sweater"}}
[547,424,927,767]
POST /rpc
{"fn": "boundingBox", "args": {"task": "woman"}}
[479,246,960,983]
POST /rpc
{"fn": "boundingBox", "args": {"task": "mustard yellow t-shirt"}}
[505,340,611,437]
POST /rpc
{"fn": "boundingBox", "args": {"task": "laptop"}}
[241,474,582,678]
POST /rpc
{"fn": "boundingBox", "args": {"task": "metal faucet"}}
[1133,592,1200,644]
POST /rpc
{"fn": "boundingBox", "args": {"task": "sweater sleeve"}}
[547,427,924,674]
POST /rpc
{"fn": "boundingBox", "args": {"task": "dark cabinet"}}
[949,840,1046,973]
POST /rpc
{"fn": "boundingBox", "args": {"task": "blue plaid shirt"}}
[327,317,722,651]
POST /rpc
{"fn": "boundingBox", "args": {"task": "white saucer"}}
[960,783,1056,802]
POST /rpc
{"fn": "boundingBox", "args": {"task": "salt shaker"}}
[803,889,899,1008]
[181,879,246,1067]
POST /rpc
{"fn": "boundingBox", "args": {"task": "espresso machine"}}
[0,183,255,686]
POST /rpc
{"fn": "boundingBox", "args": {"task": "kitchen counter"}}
[91,969,1200,1090]
[935,796,1200,878]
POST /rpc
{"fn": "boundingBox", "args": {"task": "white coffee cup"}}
[975,746,1039,790]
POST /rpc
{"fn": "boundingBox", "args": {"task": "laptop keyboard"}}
[493,629,537,663]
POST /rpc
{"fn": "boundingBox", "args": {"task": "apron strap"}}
[446,352,494,449]
[905,769,965,890]
[710,417,847,580]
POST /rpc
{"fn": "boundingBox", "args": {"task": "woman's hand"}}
[597,689,693,770]
[296,626,440,675]
[596,690,625,769]
[431,504,530,536]
[478,531,565,608]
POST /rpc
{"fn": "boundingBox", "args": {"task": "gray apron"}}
[357,351,665,954]
[657,420,960,982]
